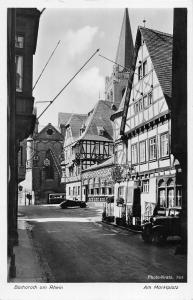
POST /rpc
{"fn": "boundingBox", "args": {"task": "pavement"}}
[102,219,142,233]
[9,219,47,282]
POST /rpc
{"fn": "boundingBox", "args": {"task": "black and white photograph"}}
[1,0,192,299]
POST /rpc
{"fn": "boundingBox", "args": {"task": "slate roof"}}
[66,114,87,139]
[59,101,114,144]
[80,100,114,142]
[121,27,173,134]
[82,156,114,172]
[139,27,173,99]
[58,112,73,127]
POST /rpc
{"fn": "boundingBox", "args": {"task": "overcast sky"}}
[33,8,173,128]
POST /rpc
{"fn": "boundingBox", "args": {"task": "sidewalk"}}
[9,219,47,282]
[102,219,142,234]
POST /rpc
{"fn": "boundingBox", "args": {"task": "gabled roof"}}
[34,123,63,141]
[115,8,134,71]
[139,27,173,99]
[66,114,87,139]
[121,27,173,134]
[80,100,114,142]
[58,112,72,127]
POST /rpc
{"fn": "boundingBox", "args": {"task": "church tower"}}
[105,8,134,109]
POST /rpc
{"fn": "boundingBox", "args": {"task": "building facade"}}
[19,123,64,204]
[81,157,114,206]
[7,8,40,278]
[62,101,114,202]
[113,26,183,226]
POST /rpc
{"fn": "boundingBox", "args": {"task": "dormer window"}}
[80,124,86,135]
[97,126,105,136]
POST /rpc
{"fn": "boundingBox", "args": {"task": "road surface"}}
[18,204,187,283]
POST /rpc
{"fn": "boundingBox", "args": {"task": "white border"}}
[1,0,193,299]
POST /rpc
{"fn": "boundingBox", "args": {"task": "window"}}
[47,128,54,135]
[15,55,23,92]
[97,126,105,136]
[158,178,176,208]
[108,187,112,195]
[101,187,106,195]
[160,133,169,157]
[139,99,143,111]
[143,60,147,77]
[135,102,139,113]
[143,95,148,108]
[167,179,174,207]
[168,188,174,207]
[15,35,24,48]
[149,137,156,160]
[176,186,182,207]
[73,186,76,196]
[78,186,80,195]
[139,141,146,163]
[159,189,167,207]
[142,180,149,193]
[118,186,124,197]
[148,92,153,105]
[131,144,138,164]
[138,65,142,81]
[95,188,99,195]
[69,187,71,196]
[90,189,94,195]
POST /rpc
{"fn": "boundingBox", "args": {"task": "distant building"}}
[59,8,134,207]
[61,101,114,203]
[7,8,40,278]
[82,157,114,206]
[19,123,64,205]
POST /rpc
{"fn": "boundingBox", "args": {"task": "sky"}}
[33,8,173,128]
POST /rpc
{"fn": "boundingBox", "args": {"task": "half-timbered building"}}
[114,26,183,226]
[62,101,114,202]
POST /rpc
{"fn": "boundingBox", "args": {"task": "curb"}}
[101,220,142,234]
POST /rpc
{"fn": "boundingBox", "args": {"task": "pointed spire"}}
[115,8,134,71]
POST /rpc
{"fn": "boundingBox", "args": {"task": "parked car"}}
[59,199,86,209]
[142,207,182,244]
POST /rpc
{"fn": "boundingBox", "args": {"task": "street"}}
[18,204,187,283]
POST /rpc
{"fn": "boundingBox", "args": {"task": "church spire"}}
[115,8,134,72]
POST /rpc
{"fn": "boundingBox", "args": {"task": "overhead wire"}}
[37,48,100,120]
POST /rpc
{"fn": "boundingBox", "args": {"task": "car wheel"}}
[142,228,153,243]
[153,230,166,244]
